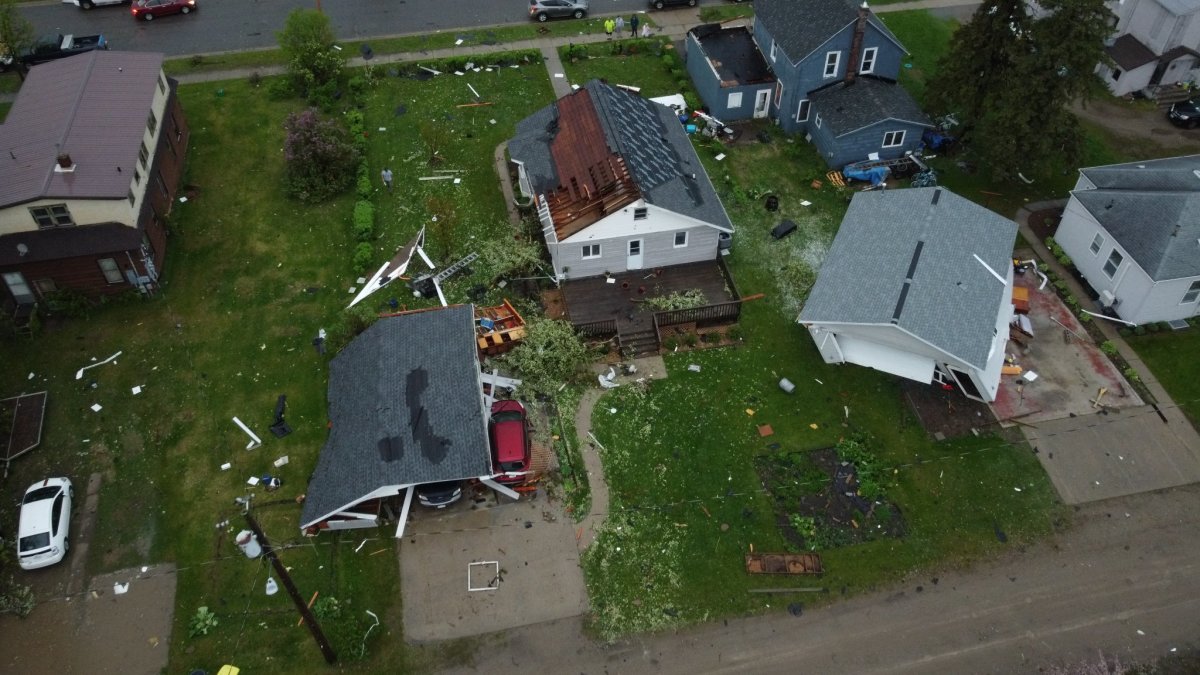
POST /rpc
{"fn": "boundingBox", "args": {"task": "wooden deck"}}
[560,260,738,335]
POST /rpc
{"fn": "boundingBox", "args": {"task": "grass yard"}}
[1126,327,1200,427]
[0,52,555,673]
[559,38,691,99]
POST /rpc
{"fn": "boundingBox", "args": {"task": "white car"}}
[17,477,73,571]
[63,0,129,8]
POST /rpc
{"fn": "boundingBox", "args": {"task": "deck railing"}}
[574,318,618,336]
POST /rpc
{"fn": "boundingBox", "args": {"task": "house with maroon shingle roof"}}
[0,50,189,314]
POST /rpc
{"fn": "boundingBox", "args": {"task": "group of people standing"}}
[605,14,650,39]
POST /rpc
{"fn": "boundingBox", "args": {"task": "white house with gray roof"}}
[507,80,733,281]
[300,305,499,537]
[1053,155,1200,325]
[1095,0,1200,96]
[799,187,1017,402]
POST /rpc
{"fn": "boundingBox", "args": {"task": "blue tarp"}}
[842,163,891,186]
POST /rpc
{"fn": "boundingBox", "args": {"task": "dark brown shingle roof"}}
[1107,34,1158,71]
[0,50,165,208]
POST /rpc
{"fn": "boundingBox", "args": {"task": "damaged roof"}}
[1075,155,1200,281]
[809,77,931,136]
[799,187,1017,369]
[508,79,734,238]
[300,305,491,529]
[754,0,906,65]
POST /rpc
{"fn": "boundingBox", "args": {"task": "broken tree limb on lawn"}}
[455,102,494,108]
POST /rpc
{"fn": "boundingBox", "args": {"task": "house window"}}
[1183,280,1200,304]
[1110,67,1122,81]
[30,204,74,229]
[1090,233,1104,254]
[769,40,777,63]
[146,111,158,136]
[823,51,841,78]
[581,244,601,260]
[156,171,169,198]
[138,141,149,170]
[773,80,783,107]
[882,130,905,147]
[98,258,123,284]
[134,168,142,186]
[796,99,810,122]
[860,47,877,74]
[674,231,688,248]
[157,73,166,95]
[633,207,648,220]
[1102,249,1123,278]
[128,189,136,207]
[34,279,57,294]
[727,92,743,109]
[814,113,823,129]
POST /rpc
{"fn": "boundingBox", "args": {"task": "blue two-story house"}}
[685,0,931,167]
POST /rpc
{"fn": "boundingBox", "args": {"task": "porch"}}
[560,259,741,355]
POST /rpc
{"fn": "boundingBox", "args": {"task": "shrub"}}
[188,606,218,638]
[502,318,590,395]
[1147,321,1162,333]
[277,9,345,92]
[1078,310,1092,323]
[247,71,262,88]
[1100,340,1118,356]
[356,171,373,200]
[1123,367,1141,382]
[661,53,677,69]
[664,336,678,351]
[1056,253,1072,267]
[702,331,722,344]
[1134,325,1147,336]
[727,324,744,342]
[1118,327,1132,337]
[352,200,375,241]
[351,242,375,273]
[283,108,362,202]
[684,333,698,347]
[265,76,295,101]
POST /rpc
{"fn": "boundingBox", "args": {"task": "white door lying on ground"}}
[2,272,34,305]
[627,239,644,270]
[753,89,771,119]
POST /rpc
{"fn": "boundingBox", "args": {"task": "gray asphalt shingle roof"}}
[508,80,734,232]
[809,77,931,136]
[799,188,1017,369]
[0,51,165,208]
[1074,155,1200,281]
[300,306,491,529]
[754,0,905,65]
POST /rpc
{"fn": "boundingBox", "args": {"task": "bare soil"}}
[899,379,997,441]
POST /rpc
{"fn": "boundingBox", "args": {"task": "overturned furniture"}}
[476,299,527,357]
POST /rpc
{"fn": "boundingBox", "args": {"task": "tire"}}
[573,9,584,19]
[655,1,664,8]
[82,0,95,8]
[688,0,697,6]
[537,12,548,22]
[181,6,190,13]
[144,12,153,20]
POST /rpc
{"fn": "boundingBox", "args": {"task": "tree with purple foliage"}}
[282,108,361,203]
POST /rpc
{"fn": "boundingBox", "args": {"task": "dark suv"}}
[1167,97,1200,129]
[529,0,588,22]
[650,0,697,8]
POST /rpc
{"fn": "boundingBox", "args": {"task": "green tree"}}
[276,9,344,93]
[0,0,35,79]
[502,318,590,396]
[282,108,361,202]
[926,0,1114,180]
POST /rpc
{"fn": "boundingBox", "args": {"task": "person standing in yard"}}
[381,167,393,191]
[630,14,639,38]
[615,15,625,37]
[604,17,615,38]
[641,23,652,38]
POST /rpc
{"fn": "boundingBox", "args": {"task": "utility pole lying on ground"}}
[243,512,338,664]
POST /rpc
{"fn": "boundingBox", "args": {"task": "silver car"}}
[529,0,588,22]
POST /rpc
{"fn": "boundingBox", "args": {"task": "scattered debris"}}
[131,385,143,395]
[687,364,702,373]
[75,350,123,380]
[313,328,327,355]
[273,456,289,468]
[90,403,103,413]
[220,462,232,471]
[232,416,263,450]
[270,395,292,438]
[113,582,130,595]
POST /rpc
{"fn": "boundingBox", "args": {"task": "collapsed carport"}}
[299,304,516,538]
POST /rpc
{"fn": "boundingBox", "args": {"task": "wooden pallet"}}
[825,170,847,187]
[745,552,823,575]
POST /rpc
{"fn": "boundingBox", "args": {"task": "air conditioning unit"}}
[1100,290,1117,307]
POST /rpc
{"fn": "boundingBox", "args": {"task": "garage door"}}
[836,335,935,384]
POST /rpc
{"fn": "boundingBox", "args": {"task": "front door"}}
[627,239,644,270]
[753,89,771,119]
[2,272,35,305]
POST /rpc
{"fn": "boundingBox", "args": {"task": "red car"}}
[131,0,195,20]
[489,400,532,485]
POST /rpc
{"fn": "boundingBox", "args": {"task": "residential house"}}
[1097,0,1200,96]
[507,79,740,354]
[799,187,1017,402]
[1053,155,1200,325]
[0,51,189,313]
[685,0,931,167]
[300,305,507,537]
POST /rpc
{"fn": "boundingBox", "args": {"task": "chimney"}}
[57,153,73,168]
[845,2,870,84]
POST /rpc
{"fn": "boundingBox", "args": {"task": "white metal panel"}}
[836,334,935,383]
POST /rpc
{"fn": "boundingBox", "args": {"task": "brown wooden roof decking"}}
[560,260,738,334]
[546,89,640,241]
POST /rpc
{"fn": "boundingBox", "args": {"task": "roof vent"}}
[54,153,75,173]
[931,189,941,205]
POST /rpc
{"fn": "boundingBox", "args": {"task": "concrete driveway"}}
[400,490,587,642]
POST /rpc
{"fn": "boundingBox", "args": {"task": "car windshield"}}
[19,532,50,553]
[23,486,58,504]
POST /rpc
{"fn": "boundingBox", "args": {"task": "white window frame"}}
[674,231,688,248]
[98,258,123,284]
[1102,249,1123,278]
[1183,280,1200,304]
[1090,233,1104,254]
[860,47,877,74]
[796,99,810,122]
[769,40,777,63]
[814,113,822,129]
[581,244,601,260]
[727,92,743,109]
[882,130,905,148]
[773,80,783,108]
[823,51,841,78]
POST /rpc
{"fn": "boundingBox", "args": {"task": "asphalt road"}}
[20,0,731,57]
[446,485,1200,674]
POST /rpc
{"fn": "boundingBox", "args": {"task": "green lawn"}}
[1127,326,1200,427]
[559,38,691,99]
[0,52,554,673]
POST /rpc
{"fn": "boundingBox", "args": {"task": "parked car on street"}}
[415,481,464,508]
[63,0,129,9]
[1167,96,1200,129]
[650,0,697,9]
[488,400,532,485]
[11,33,107,68]
[131,0,196,21]
[529,0,588,22]
[17,477,73,571]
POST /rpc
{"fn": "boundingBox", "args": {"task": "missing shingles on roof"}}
[378,436,403,463]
